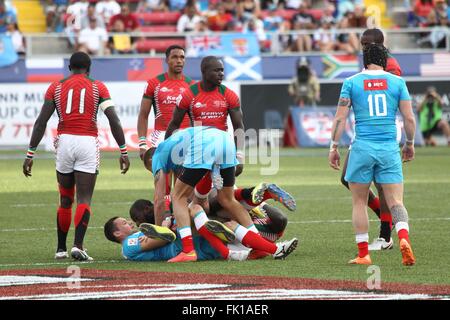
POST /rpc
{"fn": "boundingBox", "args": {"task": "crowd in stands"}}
[2,0,450,56]
[0,0,25,56]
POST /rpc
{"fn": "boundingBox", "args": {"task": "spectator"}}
[177,5,202,32]
[81,4,105,29]
[78,17,109,56]
[195,18,210,32]
[243,15,268,51]
[136,0,169,12]
[45,0,68,32]
[6,22,25,55]
[168,0,188,11]
[95,0,121,25]
[427,0,448,26]
[417,86,450,146]
[343,4,367,51]
[313,17,339,52]
[411,0,434,26]
[0,0,16,33]
[237,0,261,23]
[207,3,235,31]
[65,0,89,47]
[336,14,359,54]
[222,0,237,16]
[291,2,316,52]
[263,4,284,31]
[108,4,140,32]
[108,19,136,54]
[288,57,320,107]
[283,0,305,10]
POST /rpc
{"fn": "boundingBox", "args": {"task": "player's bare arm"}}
[138,235,169,251]
[104,107,130,174]
[153,170,170,226]
[165,106,187,140]
[137,97,152,160]
[329,98,351,170]
[229,107,245,176]
[23,100,56,177]
[399,100,416,162]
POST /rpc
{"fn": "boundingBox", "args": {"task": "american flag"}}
[420,53,450,77]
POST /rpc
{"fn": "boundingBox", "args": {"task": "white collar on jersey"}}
[360,69,387,75]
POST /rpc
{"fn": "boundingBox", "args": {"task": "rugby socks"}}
[395,222,410,244]
[195,173,212,198]
[194,211,229,259]
[56,207,71,251]
[234,188,256,207]
[356,233,369,258]
[57,185,74,251]
[74,204,91,250]
[234,225,277,254]
[367,197,381,218]
[379,212,393,241]
[178,226,194,253]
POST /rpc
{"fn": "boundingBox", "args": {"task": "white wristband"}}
[405,138,414,145]
[329,140,338,151]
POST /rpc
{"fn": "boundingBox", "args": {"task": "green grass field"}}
[1,147,449,286]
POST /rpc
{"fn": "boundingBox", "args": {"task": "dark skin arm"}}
[104,107,130,174]
[165,106,187,140]
[23,101,56,177]
[229,107,245,177]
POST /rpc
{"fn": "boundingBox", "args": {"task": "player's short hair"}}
[200,56,220,73]
[165,45,185,58]
[363,43,387,70]
[69,51,91,71]
[104,216,120,243]
[361,28,384,47]
[129,199,155,225]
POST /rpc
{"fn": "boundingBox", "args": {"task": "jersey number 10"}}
[367,93,387,117]
[65,88,86,114]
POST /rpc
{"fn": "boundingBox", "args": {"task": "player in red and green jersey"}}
[22,52,130,261]
[165,56,245,177]
[137,45,195,159]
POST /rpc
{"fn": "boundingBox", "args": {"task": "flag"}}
[224,56,262,81]
[26,58,64,82]
[186,33,259,57]
[322,54,359,79]
[0,35,19,68]
[420,53,450,77]
[127,58,164,81]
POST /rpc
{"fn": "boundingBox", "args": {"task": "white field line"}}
[0,260,123,268]
[1,217,449,233]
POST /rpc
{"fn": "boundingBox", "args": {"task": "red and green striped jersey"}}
[45,74,112,137]
[143,73,195,131]
[176,83,240,132]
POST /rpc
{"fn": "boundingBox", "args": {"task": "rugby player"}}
[329,43,416,266]
[23,52,130,261]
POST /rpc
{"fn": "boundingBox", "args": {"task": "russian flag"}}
[26,58,65,83]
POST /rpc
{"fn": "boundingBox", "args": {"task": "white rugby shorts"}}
[54,134,99,174]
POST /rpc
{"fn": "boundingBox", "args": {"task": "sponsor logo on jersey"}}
[127,238,138,246]
[364,79,388,91]
[213,100,227,108]
[160,87,173,93]
[162,95,181,105]
[194,102,207,109]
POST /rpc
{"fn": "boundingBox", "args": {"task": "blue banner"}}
[0,35,19,68]
[186,33,260,57]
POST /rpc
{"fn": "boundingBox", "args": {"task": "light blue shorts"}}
[345,140,403,184]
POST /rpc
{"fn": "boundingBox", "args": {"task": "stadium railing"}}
[22,27,450,57]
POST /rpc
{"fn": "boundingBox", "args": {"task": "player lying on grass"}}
[129,187,292,259]
[104,203,298,262]
[146,125,298,262]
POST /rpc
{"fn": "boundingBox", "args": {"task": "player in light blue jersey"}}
[144,126,298,263]
[328,44,416,266]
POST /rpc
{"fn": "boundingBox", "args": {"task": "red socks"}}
[198,226,229,259]
[235,226,277,254]
[357,242,369,258]
[380,212,393,229]
[57,207,72,233]
[398,229,410,244]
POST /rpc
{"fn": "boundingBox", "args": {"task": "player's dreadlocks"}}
[363,43,388,70]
